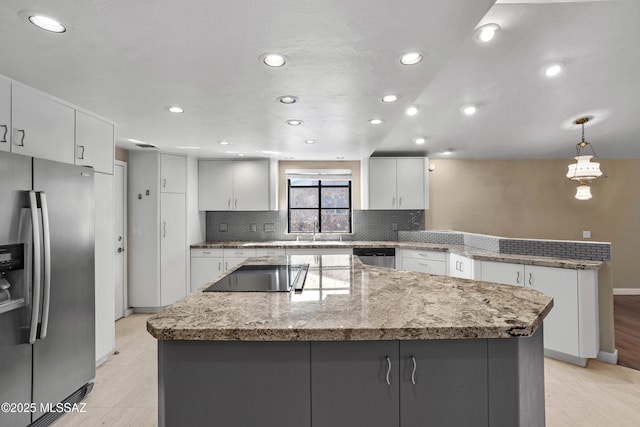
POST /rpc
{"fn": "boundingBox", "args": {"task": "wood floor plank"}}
[614,295,640,371]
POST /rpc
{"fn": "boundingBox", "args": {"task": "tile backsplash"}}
[206,210,424,241]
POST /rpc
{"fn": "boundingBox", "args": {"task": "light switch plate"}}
[264,223,275,232]
[251,223,257,232]
[219,223,228,232]
[392,223,398,231]
[583,230,591,239]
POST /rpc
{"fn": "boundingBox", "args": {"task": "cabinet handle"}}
[202,251,211,255]
[163,178,167,188]
[392,197,396,208]
[15,129,25,146]
[225,262,228,270]
[418,262,429,267]
[460,262,464,272]
[528,273,533,286]
[516,271,521,284]
[235,199,238,209]
[399,197,402,207]
[163,222,167,238]
[77,145,85,160]
[385,356,392,386]
[0,124,7,143]
[410,356,417,385]
[218,262,221,270]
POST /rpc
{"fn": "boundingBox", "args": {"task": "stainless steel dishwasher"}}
[352,248,396,268]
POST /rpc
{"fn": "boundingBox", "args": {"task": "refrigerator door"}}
[0,151,33,427]
[31,158,95,422]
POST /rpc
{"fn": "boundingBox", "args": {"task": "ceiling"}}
[0,0,638,160]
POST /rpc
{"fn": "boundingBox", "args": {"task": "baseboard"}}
[133,306,163,314]
[544,349,588,367]
[597,349,618,365]
[124,308,134,317]
[95,354,109,367]
[613,288,640,295]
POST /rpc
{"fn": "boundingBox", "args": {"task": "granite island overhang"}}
[148,255,553,427]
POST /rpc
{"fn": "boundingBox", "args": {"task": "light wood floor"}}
[54,314,640,427]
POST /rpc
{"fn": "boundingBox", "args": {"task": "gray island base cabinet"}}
[157,328,544,427]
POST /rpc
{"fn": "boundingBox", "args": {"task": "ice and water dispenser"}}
[0,243,26,314]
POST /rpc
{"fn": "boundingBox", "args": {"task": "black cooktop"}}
[203,264,309,293]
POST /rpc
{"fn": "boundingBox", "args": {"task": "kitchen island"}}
[148,255,553,427]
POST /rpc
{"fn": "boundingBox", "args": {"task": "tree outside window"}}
[288,179,351,233]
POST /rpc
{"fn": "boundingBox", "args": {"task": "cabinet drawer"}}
[223,248,257,258]
[402,257,447,276]
[256,248,286,256]
[402,249,446,262]
[191,248,224,258]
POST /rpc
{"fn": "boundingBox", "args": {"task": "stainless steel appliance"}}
[352,248,396,268]
[0,151,95,427]
[204,264,309,292]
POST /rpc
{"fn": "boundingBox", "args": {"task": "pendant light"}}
[566,117,605,200]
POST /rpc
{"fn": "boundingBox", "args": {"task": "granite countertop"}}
[147,255,553,342]
[190,240,604,270]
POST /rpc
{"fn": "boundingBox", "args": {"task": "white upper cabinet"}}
[232,160,270,210]
[11,84,75,163]
[75,110,115,174]
[198,160,269,211]
[161,154,187,193]
[368,157,428,209]
[0,78,10,152]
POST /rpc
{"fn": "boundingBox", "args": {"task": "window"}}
[288,179,352,233]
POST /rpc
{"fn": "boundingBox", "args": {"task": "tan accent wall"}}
[427,159,639,290]
[278,160,361,210]
[115,147,129,162]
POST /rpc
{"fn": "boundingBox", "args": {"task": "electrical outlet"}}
[583,230,591,239]
[219,223,228,232]
[392,223,398,231]
[250,223,257,232]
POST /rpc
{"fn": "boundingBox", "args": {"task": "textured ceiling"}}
[0,0,638,160]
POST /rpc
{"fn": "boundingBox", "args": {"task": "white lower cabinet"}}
[448,253,476,279]
[480,261,598,362]
[160,193,187,306]
[399,249,447,276]
[190,249,224,292]
[256,248,286,257]
[223,248,257,271]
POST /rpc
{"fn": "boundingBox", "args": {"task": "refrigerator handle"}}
[39,192,52,339]
[28,191,42,344]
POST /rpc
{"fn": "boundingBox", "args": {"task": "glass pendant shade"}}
[566,155,603,182]
[575,184,592,200]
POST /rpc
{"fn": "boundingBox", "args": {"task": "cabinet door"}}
[198,160,233,210]
[12,85,75,163]
[400,340,488,427]
[449,253,474,279]
[481,261,525,287]
[160,193,186,306]
[160,154,186,193]
[232,160,270,210]
[526,265,579,356]
[369,158,397,209]
[190,257,224,292]
[75,111,114,174]
[311,341,400,427]
[396,158,425,209]
[0,78,9,152]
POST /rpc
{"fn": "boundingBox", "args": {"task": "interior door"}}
[114,162,127,320]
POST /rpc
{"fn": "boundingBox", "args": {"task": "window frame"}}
[287,179,352,234]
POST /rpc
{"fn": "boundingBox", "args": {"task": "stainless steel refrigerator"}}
[0,151,95,427]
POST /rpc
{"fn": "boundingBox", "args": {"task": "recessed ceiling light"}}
[336,156,344,159]
[443,150,454,155]
[462,105,477,116]
[544,64,563,77]
[406,106,419,116]
[304,140,316,144]
[278,95,298,104]
[286,119,303,126]
[368,119,383,125]
[381,95,399,103]
[219,141,230,145]
[167,106,184,114]
[284,156,294,160]
[399,52,423,65]
[476,23,500,43]
[262,53,286,67]
[28,14,66,33]
[238,153,245,157]
[415,137,426,145]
